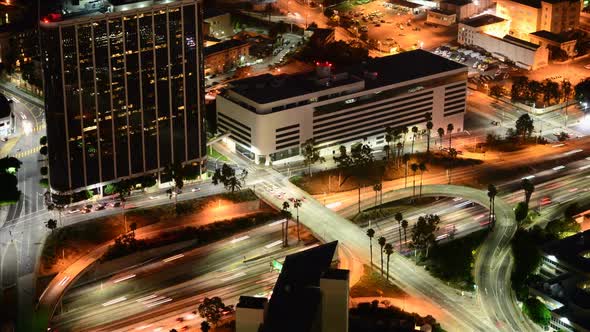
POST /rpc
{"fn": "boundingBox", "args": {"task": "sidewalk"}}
[0,80,43,107]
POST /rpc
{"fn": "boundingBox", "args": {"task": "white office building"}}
[216,49,467,165]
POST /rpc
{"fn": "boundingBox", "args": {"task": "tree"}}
[418,162,427,197]
[115,179,133,233]
[446,123,454,149]
[335,143,375,213]
[40,166,48,176]
[301,138,325,176]
[522,297,550,327]
[197,297,234,326]
[562,80,573,127]
[378,236,386,275]
[372,183,382,208]
[410,163,419,197]
[575,77,590,104]
[293,198,302,242]
[40,136,47,146]
[410,126,418,154]
[282,201,291,247]
[489,85,504,99]
[487,184,497,228]
[384,127,393,162]
[384,243,394,281]
[515,114,534,142]
[130,222,137,236]
[200,321,211,332]
[394,212,403,250]
[410,214,440,257]
[45,219,57,232]
[515,202,529,224]
[212,163,248,194]
[166,163,184,208]
[401,219,408,248]
[367,228,375,267]
[40,145,48,156]
[520,178,535,205]
[437,127,445,147]
[0,157,22,173]
[425,112,433,154]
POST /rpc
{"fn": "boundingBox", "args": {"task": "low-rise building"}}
[458,14,549,69]
[496,0,580,41]
[426,9,457,26]
[236,241,349,332]
[529,230,590,332]
[529,30,578,56]
[439,0,495,21]
[204,9,233,39]
[204,39,250,75]
[217,49,467,165]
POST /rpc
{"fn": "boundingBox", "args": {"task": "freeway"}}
[51,221,313,331]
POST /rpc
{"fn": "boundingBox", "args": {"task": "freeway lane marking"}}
[265,240,283,249]
[102,296,127,307]
[221,271,246,282]
[230,235,249,244]
[163,254,184,262]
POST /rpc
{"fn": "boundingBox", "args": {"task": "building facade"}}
[496,0,580,41]
[40,0,206,194]
[439,0,495,21]
[217,50,467,165]
[204,39,249,75]
[203,9,233,39]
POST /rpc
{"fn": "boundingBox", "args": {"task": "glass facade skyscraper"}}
[41,0,206,194]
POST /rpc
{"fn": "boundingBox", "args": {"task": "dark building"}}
[40,0,206,194]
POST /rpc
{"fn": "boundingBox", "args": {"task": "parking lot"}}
[336,1,457,53]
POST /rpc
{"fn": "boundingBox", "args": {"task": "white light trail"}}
[265,240,283,249]
[135,294,158,303]
[552,165,565,171]
[221,272,246,282]
[579,164,590,170]
[521,175,535,180]
[57,276,70,287]
[268,219,286,227]
[564,149,582,156]
[113,274,136,284]
[326,201,342,209]
[163,254,184,263]
[231,235,250,244]
[102,296,127,307]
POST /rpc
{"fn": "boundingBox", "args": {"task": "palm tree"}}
[293,198,302,242]
[419,162,427,197]
[45,219,57,232]
[282,201,291,247]
[447,123,454,149]
[396,142,403,166]
[402,153,410,188]
[401,126,409,152]
[367,228,375,267]
[437,127,445,147]
[384,243,394,280]
[373,183,382,208]
[401,219,408,247]
[166,163,184,209]
[201,321,211,332]
[411,163,419,197]
[448,148,457,184]
[521,178,535,205]
[562,80,572,127]
[411,126,418,154]
[394,212,403,250]
[487,184,497,228]
[425,112,433,154]
[382,144,391,162]
[378,236,386,275]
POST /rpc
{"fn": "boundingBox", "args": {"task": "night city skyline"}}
[1,0,590,331]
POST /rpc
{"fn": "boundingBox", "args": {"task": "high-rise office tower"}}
[40,0,206,194]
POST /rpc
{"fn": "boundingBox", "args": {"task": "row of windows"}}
[219,122,250,148]
[315,104,433,146]
[313,90,433,123]
[218,112,250,133]
[276,128,299,139]
[276,134,300,145]
[276,140,300,151]
[218,116,251,144]
[445,91,466,103]
[316,108,431,149]
[445,82,466,91]
[276,123,300,133]
[314,99,433,137]
[445,99,465,110]
[444,107,465,117]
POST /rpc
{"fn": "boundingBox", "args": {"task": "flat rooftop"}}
[227,72,363,105]
[530,30,576,43]
[359,49,466,89]
[442,0,472,6]
[542,229,590,274]
[42,0,189,22]
[237,296,267,310]
[503,35,540,50]
[461,14,505,27]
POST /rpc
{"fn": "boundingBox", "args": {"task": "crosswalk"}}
[11,145,41,159]
[29,123,46,133]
